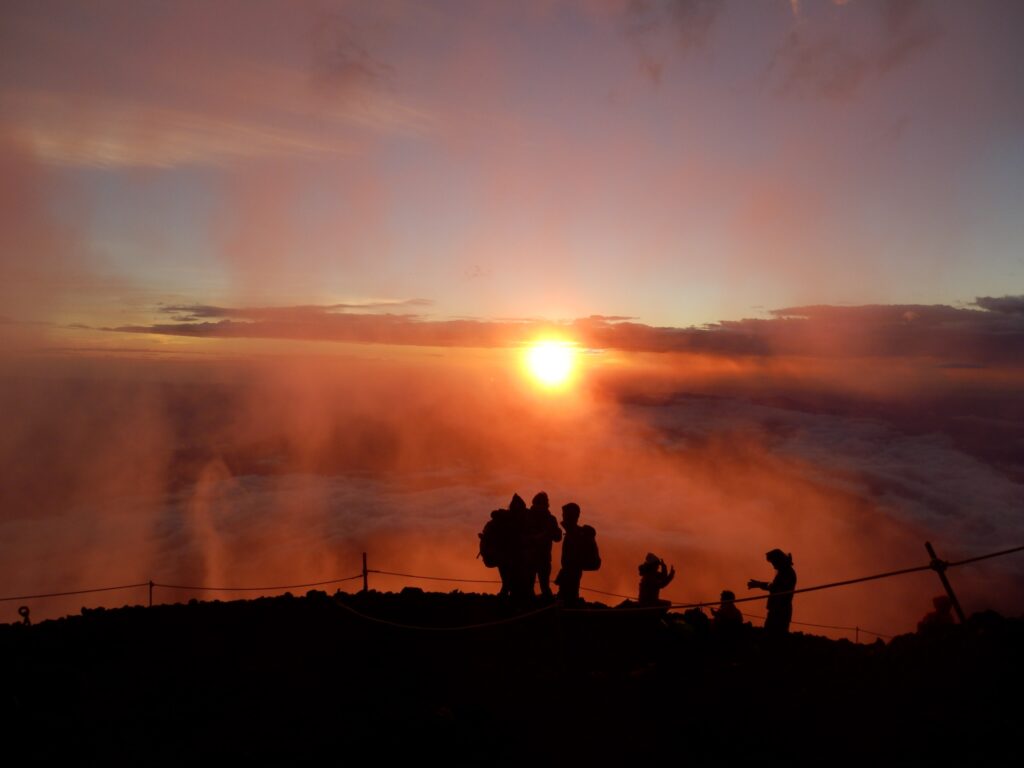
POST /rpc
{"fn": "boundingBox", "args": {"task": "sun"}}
[524,340,577,388]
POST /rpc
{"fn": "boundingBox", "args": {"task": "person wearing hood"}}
[525,491,562,599]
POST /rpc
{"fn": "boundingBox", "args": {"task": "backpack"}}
[478,511,506,568]
[577,525,601,571]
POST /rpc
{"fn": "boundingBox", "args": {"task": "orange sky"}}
[2,1,1023,633]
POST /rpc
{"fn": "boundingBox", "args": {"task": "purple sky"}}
[2,0,1023,333]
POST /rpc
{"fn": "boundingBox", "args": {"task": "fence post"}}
[362,552,368,593]
[148,580,153,608]
[925,541,967,623]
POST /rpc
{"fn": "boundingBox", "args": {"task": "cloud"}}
[621,0,725,85]
[975,296,1024,316]
[159,300,433,323]
[770,0,942,100]
[101,298,1024,367]
[0,4,432,170]
[3,342,1021,631]
[0,135,119,323]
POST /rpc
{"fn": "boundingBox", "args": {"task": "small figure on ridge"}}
[917,595,955,632]
[711,589,743,631]
[637,552,675,607]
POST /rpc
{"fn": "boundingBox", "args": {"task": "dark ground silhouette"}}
[1,591,1021,764]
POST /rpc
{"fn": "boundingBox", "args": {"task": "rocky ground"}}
[2,589,1020,764]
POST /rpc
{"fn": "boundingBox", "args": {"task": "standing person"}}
[637,553,675,607]
[555,502,600,606]
[747,549,797,635]
[506,493,531,602]
[479,506,515,597]
[526,491,562,599]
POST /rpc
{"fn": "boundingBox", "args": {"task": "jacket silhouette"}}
[555,502,599,605]
[637,553,675,607]
[525,492,562,599]
[748,549,796,634]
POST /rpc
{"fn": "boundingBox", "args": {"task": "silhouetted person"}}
[480,508,512,596]
[555,502,600,606]
[479,493,529,598]
[637,552,675,607]
[525,491,562,599]
[747,549,796,635]
[506,493,533,601]
[711,590,742,631]
[918,595,955,632]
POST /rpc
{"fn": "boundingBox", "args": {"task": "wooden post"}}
[362,552,368,593]
[148,580,153,608]
[925,541,967,623]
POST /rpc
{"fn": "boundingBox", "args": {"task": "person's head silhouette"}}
[765,549,792,570]
[561,502,580,527]
[532,491,549,510]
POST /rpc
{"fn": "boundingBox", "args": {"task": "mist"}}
[3,338,1021,637]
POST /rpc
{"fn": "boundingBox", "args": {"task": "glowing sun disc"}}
[525,341,576,387]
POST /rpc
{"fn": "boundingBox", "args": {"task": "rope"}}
[0,582,149,602]
[152,574,364,593]
[948,544,1024,568]
[666,562,937,610]
[5,542,1021,636]
[563,603,680,614]
[333,598,559,632]
[740,611,892,639]
[371,572,639,601]
[368,569,501,585]
[580,586,636,600]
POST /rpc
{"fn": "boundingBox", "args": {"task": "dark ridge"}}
[2,590,1021,763]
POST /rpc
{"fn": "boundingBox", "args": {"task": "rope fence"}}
[154,574,364,593]
[3,542,1022,639]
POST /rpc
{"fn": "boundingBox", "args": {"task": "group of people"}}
[478,492,601,605]
[637,548,797,636]
[479,493,799,633]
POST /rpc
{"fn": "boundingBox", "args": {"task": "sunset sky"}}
[2,1,1023,633]
[3,0,1024,333]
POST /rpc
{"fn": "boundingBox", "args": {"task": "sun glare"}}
[524,340,577,388]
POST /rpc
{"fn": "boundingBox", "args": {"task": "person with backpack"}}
[478,493,529,598]
[554,502,600,606]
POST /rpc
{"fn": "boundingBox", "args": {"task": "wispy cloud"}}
[3,83,431,169]
[98,298,1024,367]
[769,0,942,100]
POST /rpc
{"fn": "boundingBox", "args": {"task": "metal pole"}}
[362,552,368,593]
[925,541,967,623]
